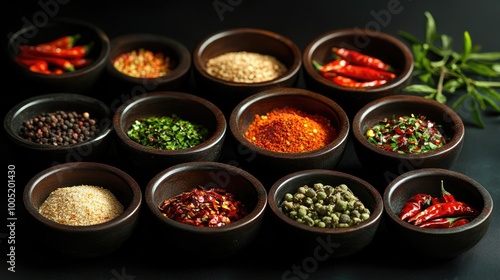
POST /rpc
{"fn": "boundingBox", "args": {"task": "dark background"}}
[2,1,499,279]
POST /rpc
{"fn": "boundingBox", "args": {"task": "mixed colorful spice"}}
[127,114,209,150]
[113,48,172,78]
[365,114,447,154]
[158,186,248,227]
[205,51,288,83]
[280,183,371,228]
[15,34,93,74]
[399,181,480,228]
[244,106,336,153]
[19,110,101,145]
[313,47,396,88]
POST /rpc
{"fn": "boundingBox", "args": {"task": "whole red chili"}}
[36,34,81,50]
[322,60,396,81]
[450,218,470,228]
[68,57,92,69]
[418,216,468,228]
[19,53,75,72]
[329,75,387,88]
[158,186,248,227]
[399,193,432,221]
[18,42,93,59]
[332,47,393,71]
[15,56,49,72]
[440,180,455,203]
[408,201,480,226]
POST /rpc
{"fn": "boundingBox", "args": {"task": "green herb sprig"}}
[399,11,500,128]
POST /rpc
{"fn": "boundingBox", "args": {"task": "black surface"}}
[2,1,499,279]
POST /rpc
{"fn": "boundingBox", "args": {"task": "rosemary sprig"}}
[399,11,500,128]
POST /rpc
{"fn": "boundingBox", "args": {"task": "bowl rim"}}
[192,27,302,87]
[144,161,268,233]
[112,91,227,155]
[229,87,350,159]
[302,28,414,93]
[7,17,111,78]
[268,169,384,234]
[352,94,465,159]
[383,168,493,234]
[107,33,191,83]
[22,162,143,232]
[3,92,113,151]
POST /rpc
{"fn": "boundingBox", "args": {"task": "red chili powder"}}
[244,106,337,153]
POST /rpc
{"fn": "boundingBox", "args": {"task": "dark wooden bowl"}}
[268,169,384,258]
[229,87,350,184]
[352,95,465,188]
[145,161,267,259]
[23,162,142,258]
[192,28,302,115]
[3,93,113,172]
[384,168,493,259]
[106,33,191,93]
[302,28,414,117]
[7,17,110,95]
[112,91,227,183]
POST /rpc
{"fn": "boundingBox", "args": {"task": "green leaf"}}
[398,30,422,45]
[482,95,500,111]
[403,84,438,93]
[442,79,463,93]
[436,91,447,103]
[424,11,438,44]
[451,94,469,109]
[469,100,486,128]
[462,31,472,63]
[468,52,500,61]
[464,61,500,77]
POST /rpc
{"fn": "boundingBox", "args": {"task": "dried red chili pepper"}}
[450,218,470,228]
[440,180,455,203]
[15,56,48,71]
[36,34,81,50]
[418,216,467,228]
[408,201,480,226]
[158,186,248,227]
[322,60,396,81]
[330,75,387,88]
[19,53,75,72]
[332,47,393,72]
[18,42,93,59]
[399,193,433,221]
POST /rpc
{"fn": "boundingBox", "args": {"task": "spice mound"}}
[127,114,209,150]
[365,114,447,154]
[158,186,248,227]
[39,185,124,226]
[113,48,172,78]
[205,51,288,83]
[399,181,479,228]
[244,106,336,153]
[280,183,371,228]
[19,110,101,146]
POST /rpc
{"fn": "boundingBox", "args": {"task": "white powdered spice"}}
[39,185,124,226]
[205,51,288,83]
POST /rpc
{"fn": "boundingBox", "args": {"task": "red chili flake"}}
[158,186,248,227]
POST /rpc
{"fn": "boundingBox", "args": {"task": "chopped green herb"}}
[365,114,447,154]
[127,114,209,150]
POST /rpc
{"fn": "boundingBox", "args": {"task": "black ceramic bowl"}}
[23,162,142,258]
[302,28,414,117]
[7,17,110,95]
[192,27,302,115]
[106,33,191,94]
[229,87,350,183]
[384,168,493,259]
[145,161,268,259]
[268,169,384,258]
[352,95,465,186]
[3,93,113,170]
[112,91,227,183]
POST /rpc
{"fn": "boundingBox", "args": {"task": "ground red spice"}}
[244,106,337,153]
